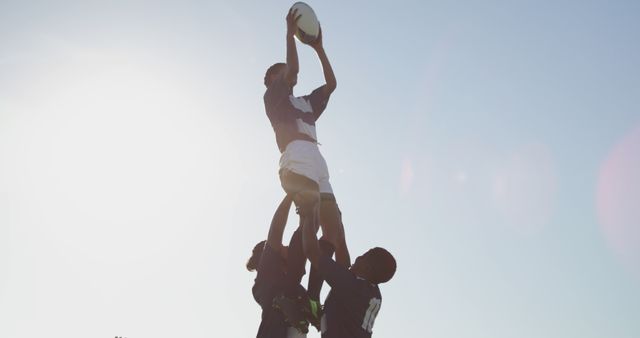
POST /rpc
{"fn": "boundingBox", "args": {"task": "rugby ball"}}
[290,2,320,44]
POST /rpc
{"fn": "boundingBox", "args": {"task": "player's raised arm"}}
[266,195,294,252]
[284,8,301,86]
[334,221,351,268]
[306,26,336,95]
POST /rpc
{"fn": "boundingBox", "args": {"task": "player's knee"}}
[294,190,320,217]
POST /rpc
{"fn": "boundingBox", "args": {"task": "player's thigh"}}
[280,169,320,213]
[280,169,319,194]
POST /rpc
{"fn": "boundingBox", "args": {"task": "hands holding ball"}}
[286,2,323,50]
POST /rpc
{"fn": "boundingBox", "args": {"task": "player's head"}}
[351,247,396,284]
[264,62,292,87]
[246,240,266,272]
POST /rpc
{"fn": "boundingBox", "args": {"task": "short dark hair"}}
[264,63,286,87]
[246,240,266,272]
[365,247,396,284]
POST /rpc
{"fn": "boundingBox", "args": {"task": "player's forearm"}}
[334,242,351,268]
[315,47,336,92]
[286,34,299,77]
[266,196,293,250]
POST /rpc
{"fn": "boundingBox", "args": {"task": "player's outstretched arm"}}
[284,8,301,85]
[306,26,336,95]
[266,195,294,252]
[334,222,351,268]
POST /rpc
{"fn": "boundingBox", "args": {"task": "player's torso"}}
[287,94,318,141]
[265,88,319,152]
[321,282,382,338]
[254,247,294,338]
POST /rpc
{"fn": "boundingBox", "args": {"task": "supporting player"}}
[263,7,350,321]
[247,195,309,337]
[302,211,397,338]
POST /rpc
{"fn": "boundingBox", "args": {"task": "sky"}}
[0,1,639,337]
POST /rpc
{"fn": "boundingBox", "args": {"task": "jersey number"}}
[361,298,381,333]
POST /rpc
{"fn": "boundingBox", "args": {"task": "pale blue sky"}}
[1,1,639,338]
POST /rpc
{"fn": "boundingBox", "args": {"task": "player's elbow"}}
[326,81,336,94]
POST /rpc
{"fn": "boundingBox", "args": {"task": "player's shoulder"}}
[263,243,283,259]
[259,244,285,271]
[371,283,382,299]
[356,277,382,298]
[318,253,343,270]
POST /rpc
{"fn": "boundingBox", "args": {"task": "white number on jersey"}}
[361,298,381,333]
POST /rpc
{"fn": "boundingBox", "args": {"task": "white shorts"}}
[279,140,333,194]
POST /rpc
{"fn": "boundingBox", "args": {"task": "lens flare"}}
[597,125,640,278]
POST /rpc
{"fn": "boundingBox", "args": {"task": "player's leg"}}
[321,195,350,268]
[305,167,341,300]
[274,170,321,333]
[280,169,321,288]
[307,193,341,302]
[319,194,341,247]
[312,153,346,260]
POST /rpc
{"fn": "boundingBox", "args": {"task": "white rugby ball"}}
[290,2,319,44]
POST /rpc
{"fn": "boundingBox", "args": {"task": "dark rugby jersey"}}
[252,244,288,338]
[317,256,383,338]
[264,77,331,153]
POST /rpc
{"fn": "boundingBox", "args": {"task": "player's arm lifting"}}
[306,26,336,95]
[306,223,359,292]
[266,195,294,252]
[303,203,359,292]
[284,8,301,86]
[334,221,351,268]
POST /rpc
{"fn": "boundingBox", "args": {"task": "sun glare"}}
[598,125,640,278]
[3,47,233,264]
